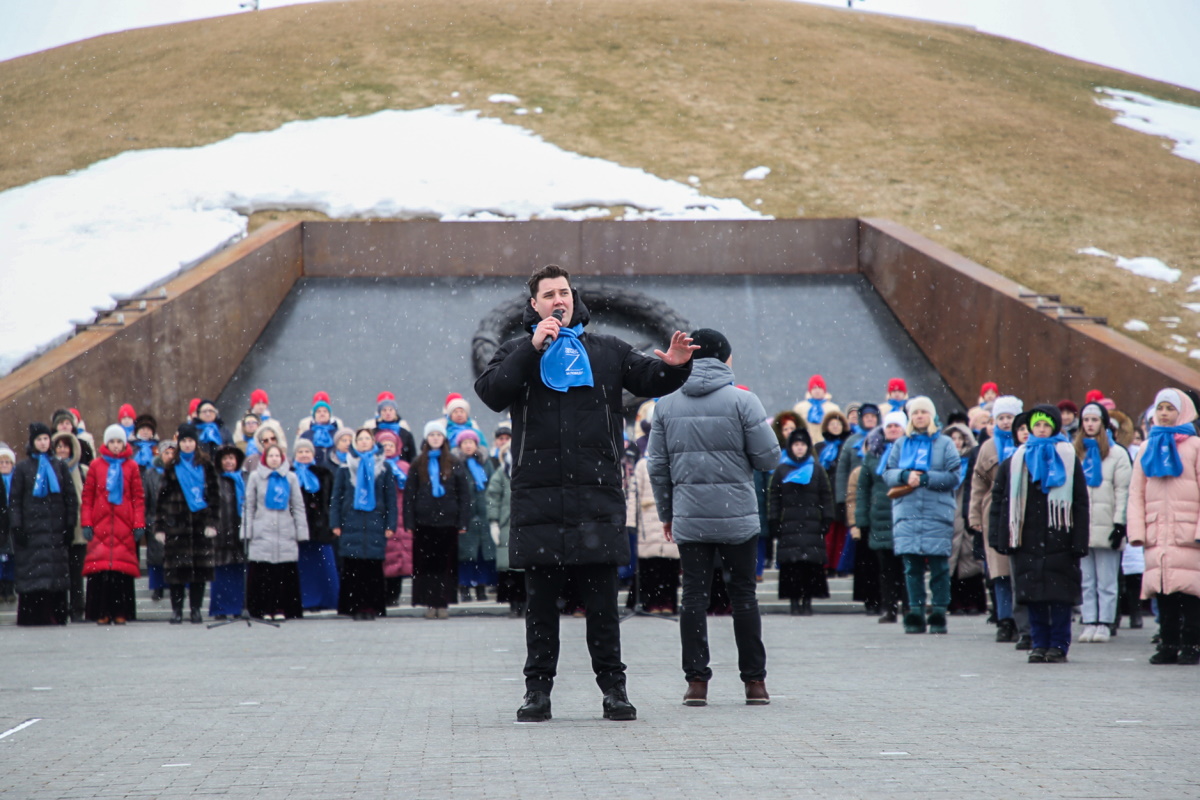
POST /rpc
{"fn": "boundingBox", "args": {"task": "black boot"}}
[995,618,1017,643]
[460,586,472,603]
[790,598,801,616]
[878,606,898,623]
[1129,606,1144,629]
[800,597,814,616]
[151,587,164,602]
[1150,644,1180,664]
[475,584,487,602]
[169,585,184,624]
[189,582,205,624]
[1014,633,1032,651]
[602,683,637,721]
[516,690,552,722]
[1178,646,1200,665]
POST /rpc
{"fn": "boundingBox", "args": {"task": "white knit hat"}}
[0,443,15,463]
[102,424,128,445]
[883,411,908,429]
[424,419,448,439]
[1154,388,1183,413]
[992,395,1023,418]
[445,397,471,416]
[906,396,936,417]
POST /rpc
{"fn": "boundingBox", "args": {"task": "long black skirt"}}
[338,557,386,616]
[495,570,527,604]
[411,526,459,609]
[246,561,304,619]
[85,572,137,621]
[852,537,881,604]
[17,591,68,626]
[778,561,830,600]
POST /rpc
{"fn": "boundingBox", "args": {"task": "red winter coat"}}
[383,461,413,578]
[80,447,145,577]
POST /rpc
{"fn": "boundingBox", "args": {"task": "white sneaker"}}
[1077,624,1097,643]
[1091,625,1111,643]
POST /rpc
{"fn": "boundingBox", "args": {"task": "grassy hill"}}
[2,0,1198,364]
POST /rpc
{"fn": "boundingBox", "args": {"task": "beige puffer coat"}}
[968,438,1009,579]
[626,459,678,560]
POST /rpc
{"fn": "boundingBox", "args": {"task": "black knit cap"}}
[690,328,731,362]
[177,422,199,442]
[28,422,52,452]
[787,427,813,450]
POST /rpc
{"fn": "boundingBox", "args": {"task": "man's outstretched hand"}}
[655,331,700,366]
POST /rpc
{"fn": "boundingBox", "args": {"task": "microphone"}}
[541,309,565,351]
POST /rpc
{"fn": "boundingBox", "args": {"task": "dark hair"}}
[528,264,571,298]
[413,438,453,484]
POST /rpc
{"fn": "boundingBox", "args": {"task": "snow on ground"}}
[0,106,763,376]
[1123,320,1150,332]
[1095,88,1200,165]
[1077,247,1181,283]
[743,166,771,180]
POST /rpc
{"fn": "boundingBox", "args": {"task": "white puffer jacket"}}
[1083,443,1133,549]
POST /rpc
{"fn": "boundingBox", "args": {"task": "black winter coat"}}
[155,461,220,583]
[989,456,1090,605]
[141,465,165,566]
[0,475,10,556]
[299,465,335,545]
[403,457,470,532]
[212,474,245,567]
[9,455,76,593]
[474,294,691,567]
[330,460,398,561]
[768,461,834,565]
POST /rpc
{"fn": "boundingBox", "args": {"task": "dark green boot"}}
[928,608,948,634]
[903,609,927,634]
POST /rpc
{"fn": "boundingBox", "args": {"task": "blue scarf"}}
[245,438,260,458]
[2,473,11,496]
[196,422,223,447]
[224,470,245,512]
[133,439,156,469]
[352,448,378,512]
[265,471,291,511]
[376,420,401,436]
[993,427,1016,463]
[537,323,594,392]
[175,452,208,512]
[121,424,135,438]
[102,453,125,505]
[331,450,348,465]
[876,441,896,476]
[310,423,336,449]
[386,457,407,489]
[898,434,935,471]
[293,461,320,493]
[1025,434,1069,493]
[806,398,826,425]
[32,453,61,498]
[465,457,488,491]
[427,449,446,498]
[958,457,970,487]
[782,456,815,485]
[1142,424,1197,478]
[819,437,842,470]
[1081,438,1104,487]
[887,398,906,413]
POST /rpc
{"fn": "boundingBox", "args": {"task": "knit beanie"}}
[424,419,448,439]
[1028,404,1062,436]
[103,424,128,445]
[1085,390,1105,405]
[689,328,731,362]
[454,429,481,447]
[373,429,401,452]
[118,403,136,420]
[250,389,269,407]
[808,374,827,392]
[293,439,316,455]
[992,396,1023,419]
[134,413,157,436]
[1154,388,1183,413]
[188,398,202,416]
[0,443,15,463]
[177,423,199,442]
[979,382,999,397]
[883,411,908,430]
[787,427,813,451]
[906,396,936,418]
[859,403,881,421]
[445,396,471,417]
[1056,399,1079,415]
[887,378,907,395]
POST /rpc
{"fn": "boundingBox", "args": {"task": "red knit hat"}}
[1085,390,1105,404]
[188,398,201,415]
[250,389,269,406]
[980,382,999,397]
[118,403,136,420]
[312,391,331,406]
[444,392,464,411]
[808,374,826,392]
[377,391,396,403]
[887,378,907,394]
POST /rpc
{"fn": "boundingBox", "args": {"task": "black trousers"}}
[678,537,766,683]
[875,548,906,612]
[69,544,87,616]
[524,564,624,694]
[1158,591,1200,647]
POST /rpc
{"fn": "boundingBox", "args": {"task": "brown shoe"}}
[683,681,708,707]
[745,680,770,705]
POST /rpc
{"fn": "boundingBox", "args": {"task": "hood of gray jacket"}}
[681,358,735,397]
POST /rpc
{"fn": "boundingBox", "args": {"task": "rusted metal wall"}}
[303,219,859,277]
[0,223,303,448]
[859,218,1200,415]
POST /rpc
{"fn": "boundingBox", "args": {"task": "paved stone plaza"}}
[2,606,1197,799]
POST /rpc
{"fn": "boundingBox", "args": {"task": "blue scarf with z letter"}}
[1142,424,1197,478]
[1081,438,1104,487]
[898,434,935,471]
[102,454,125,506]
[32,453,61,498]
[385,457,407,489]
[175,452,208,512]
[427,449,446,498]
[538,323,593,393]
[133,439,156,469]
[196,422,223,447]
[265,471,291,511]
[352,448,377,511]
[310,423,336,449]
[293,462,320,493]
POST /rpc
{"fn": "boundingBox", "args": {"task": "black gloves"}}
[1110,524,1126,550]
[81,526,94,541]
[134,527,146,542]
[859,526,870,539]
[969,528,985,560]
[836,502,847,523]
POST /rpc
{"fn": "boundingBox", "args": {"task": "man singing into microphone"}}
[475,265,697,722]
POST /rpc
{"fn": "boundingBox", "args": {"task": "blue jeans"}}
[901,554,950,611]
[993,576,1014,620]
[1027,601,1073,651]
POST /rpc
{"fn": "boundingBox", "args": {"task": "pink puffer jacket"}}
[1128,391,1200,599]
[383,463,413,578]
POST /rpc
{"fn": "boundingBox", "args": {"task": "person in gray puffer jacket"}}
[647,329,780,708]
[242,445,309,620]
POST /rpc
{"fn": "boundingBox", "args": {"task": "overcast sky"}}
[0,0,1197,92]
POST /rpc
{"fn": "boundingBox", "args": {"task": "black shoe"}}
[790,598,801,616]
[1150,645,1180,665]
[169,610,183,625]
[1014,634,1032,651]
[1044,647,1068,663]
[800,597,814,617]
[878,609,897,624]
[516,691,552,722]
[1129,612,1144,630]
[602,684,637,721]
[1027,648,1047,663]
[460,587,472,603]
[1178,646,1200,665]
[190,609,203,624]
[475,585,487,601]
[151,588,164,602]
[995,618,1017,643]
